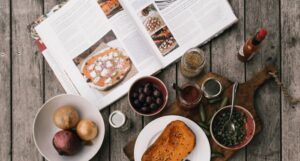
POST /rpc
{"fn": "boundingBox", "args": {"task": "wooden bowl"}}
[210,105,256,150]
[128,76,168,116]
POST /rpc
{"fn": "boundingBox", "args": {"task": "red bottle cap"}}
[256,28,268,41]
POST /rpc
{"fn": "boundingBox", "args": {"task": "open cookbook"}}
[32,0,237,110]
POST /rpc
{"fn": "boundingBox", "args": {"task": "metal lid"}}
[109,111,126,128]
[201,78,223,99]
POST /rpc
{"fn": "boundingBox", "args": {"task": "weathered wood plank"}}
[110,97,143,161]
[281,0,300,160]
[245,0,281,160]
[11,0,44,160]
[0,0,11,160]
[90,108,110,161]
[157,65,177,109]
[211,0,245,160]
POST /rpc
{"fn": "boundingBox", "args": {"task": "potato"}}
[53,106,79,129]
[76,119,98,141]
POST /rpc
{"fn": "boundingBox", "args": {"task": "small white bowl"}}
[33,94,105,161]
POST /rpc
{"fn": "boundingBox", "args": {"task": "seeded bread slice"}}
[142,120,196,161]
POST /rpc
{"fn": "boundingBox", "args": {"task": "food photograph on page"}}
[98,0,124,18]
[151,26,179,56]
[155,0,178,10]
[139,4,166,35]
[73,30,138,95]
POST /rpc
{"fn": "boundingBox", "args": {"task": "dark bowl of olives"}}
[210,105,255,150]
[128,76,168,116]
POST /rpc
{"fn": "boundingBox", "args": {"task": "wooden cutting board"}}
[123,65,277,161]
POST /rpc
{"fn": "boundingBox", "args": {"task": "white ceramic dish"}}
[33,94,105,161]
[134,115,211,161]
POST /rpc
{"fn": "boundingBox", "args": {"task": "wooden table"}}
[0,0,299,161]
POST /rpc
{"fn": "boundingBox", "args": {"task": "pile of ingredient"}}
[212,108,247,147]
[131,82,164,114]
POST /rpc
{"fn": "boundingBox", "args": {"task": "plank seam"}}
[108,106,111,161]
[9,0,13,159]
[42,0,45,160]
[209,42,212,72]
[278,0,283,160]
[243,0,247,161]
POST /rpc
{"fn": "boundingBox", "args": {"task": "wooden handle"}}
[245,65,277,91]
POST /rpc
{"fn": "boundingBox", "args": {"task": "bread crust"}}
[142,120,196,161]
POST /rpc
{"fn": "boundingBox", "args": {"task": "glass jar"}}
[201,78,223,100]
[180,48,206,78]
[109,111,131,132]
[177,83,202,110]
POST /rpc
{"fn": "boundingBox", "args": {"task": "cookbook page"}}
[122,0,237,67]
[35,0,162,109]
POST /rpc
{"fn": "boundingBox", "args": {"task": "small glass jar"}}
[109,111,131,132]
[180,48,206,78]
[177,83,202,110]
[201,78,223,100]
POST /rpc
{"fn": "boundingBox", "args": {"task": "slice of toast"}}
[142,120,196,161]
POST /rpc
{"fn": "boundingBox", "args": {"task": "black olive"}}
[151,96,156,102]
[150,103,158,111]
[132,92,139,99]
[138,93,146,102]
[153,90,161,97]
[143,87,152,95]
[133,99,141,108]
[146,96,152,104]
[156,98,163,105]
[145,82,153,89]
[143,102,149,107]
[140,107,149,113]
[138,87,143,93]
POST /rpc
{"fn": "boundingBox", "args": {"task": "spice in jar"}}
[180,48,206,78]
[177,83,202,110]
[109,111,131,131]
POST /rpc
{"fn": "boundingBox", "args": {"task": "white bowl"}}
[33,94,105,161]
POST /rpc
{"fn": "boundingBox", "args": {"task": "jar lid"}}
[182,48,206,68]
[109,111,126,128]
[201,78,223,99]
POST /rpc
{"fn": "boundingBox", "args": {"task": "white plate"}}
[33,94,105,161]
[134,115,211,161]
